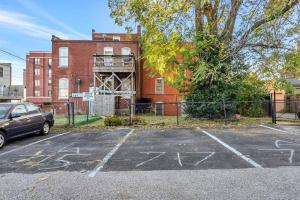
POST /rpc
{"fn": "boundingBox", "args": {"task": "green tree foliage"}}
[236,73,269,117]
[108,0,299,118]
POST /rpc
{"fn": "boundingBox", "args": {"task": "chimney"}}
[137,25,141,36]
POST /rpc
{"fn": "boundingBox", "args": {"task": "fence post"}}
[72,102,75,125]
[176,96,179,126]
[273,91,277,124]
[129,98,133,126]
[86,101,89,122]
[67,102,71,125]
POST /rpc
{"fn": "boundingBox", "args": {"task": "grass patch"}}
[52,115,273,132]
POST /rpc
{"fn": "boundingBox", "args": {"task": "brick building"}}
[25,52,52,104]
[26,27,182,115]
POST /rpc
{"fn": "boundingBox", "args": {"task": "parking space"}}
[0,129,131,174]
[0,125,299,176]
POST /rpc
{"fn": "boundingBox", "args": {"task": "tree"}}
[108,0,299,118]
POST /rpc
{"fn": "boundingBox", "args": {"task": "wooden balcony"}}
[93,55,135,73]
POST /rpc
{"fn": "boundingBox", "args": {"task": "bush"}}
[122,116,146,125]
[104,116,122,126]
[104,116,146,126]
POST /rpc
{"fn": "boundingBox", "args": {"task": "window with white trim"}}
[59,47,68,67]
[34,80,40,86]
[104,47,113,66]
[58,78,69,99]
[34,58,40,65]
[155,78,164,94]
[121,47,131,66]
[48,68,52,77]
[34,90,40,97]
[34,68,40,76]
[48,58,52,66]
[113,35,120,41]
[155,102,164,116]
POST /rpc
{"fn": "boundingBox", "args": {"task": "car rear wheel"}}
[40,122,50,135]
[0,131,6,149]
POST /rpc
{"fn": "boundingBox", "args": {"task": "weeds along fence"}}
[39,99,300,126]
[123,100,300,126]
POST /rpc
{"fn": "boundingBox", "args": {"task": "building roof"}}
[288,78,300,86]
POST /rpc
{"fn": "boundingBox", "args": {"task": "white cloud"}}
[0,10,77,40]
[17,0,89,39]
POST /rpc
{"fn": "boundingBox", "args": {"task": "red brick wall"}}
[26,52,52,104]
[141,68,183,116]
[51,31,141,114]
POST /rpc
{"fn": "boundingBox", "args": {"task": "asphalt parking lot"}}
[0,125,299,176]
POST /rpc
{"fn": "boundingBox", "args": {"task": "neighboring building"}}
[25,52,52,104]
[51,27,143,115]
[25,27,181,115]
[0,63,23,102]
[50,27,182,115]
[0,63,12,89]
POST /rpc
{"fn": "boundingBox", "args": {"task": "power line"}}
[0,48,27,62]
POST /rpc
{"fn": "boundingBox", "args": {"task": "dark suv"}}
[0,103,54,149]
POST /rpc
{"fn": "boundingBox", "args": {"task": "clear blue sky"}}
[0,0,126,84]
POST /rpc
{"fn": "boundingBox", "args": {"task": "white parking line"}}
[259,125,291,134]
[88,129,135,177]
[197,128,263,169]
[0,132,71,157]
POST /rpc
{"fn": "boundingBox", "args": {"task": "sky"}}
[0,0,127,85]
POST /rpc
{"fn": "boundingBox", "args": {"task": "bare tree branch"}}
[221,0,242,41]
[240,0,299,43]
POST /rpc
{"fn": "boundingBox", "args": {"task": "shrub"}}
[121,116,146,125]
[104,116,122,126]
[104,116,146,126]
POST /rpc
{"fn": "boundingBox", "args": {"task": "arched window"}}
[58,78,69,99]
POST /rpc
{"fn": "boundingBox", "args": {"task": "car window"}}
[26,104,41,114]
[11,105,27,116]
[0,105,12,119]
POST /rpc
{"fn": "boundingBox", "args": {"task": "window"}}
[113,35,121,41]
[35,80,40,87]
[48,90,52,97]
[34,68,40,76]
[155,102,164,116]
[48,79,52,86]
[34,58,40,65]
[58,78,69,99]
[121,78,131,91]
[26,103,40,113]
[11,105,27,116]
[48,68,52,77]
[0,67,3,77]
[59,47,68,67]
[121,47,131,66]
[104,47,113,66]
[48,58,52,66]
[34,90,40,97]
[155,78,164,94]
